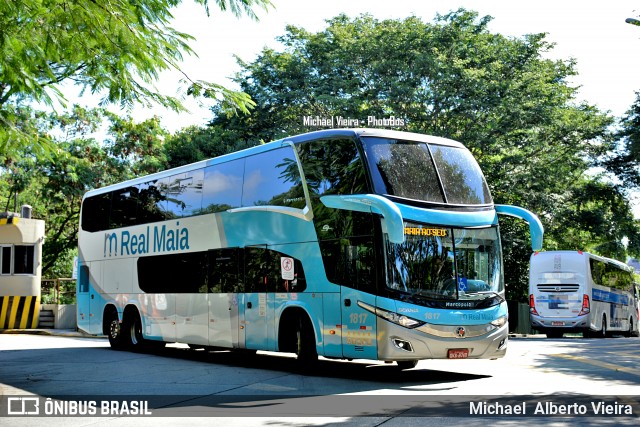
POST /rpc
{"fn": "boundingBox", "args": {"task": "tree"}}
[0,105,169,277]
[601,91,640,189]
[163,125,255,168]
[0,0,272,161]
[199,10,638,300]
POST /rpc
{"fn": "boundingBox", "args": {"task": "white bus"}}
[529,250,639,338]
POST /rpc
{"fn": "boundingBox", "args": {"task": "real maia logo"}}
[104,222,190,257]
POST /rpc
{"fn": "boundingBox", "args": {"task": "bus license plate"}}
[448,349,469,359]
[551,321,565,326]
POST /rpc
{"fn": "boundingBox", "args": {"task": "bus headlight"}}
[357,301,426,329]
[490,316,507,328]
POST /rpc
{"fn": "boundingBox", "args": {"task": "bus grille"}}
[537,284,579,293]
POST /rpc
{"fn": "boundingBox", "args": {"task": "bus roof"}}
[531,250,633,273]
[82,128,466,199]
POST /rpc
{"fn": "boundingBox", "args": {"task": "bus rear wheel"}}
[125,311,145,351]
[599,315,607,338]
[106,309,126,350]
[628,317,639,337]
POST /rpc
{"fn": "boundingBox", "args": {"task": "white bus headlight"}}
[357,301,426,329]
[490,316,507,328]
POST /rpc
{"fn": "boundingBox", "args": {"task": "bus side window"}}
[297,138,370,239]
[242,147,305,209]
[137,180,169,223]
[78,265,90,293]
[110,186,140,229]
[244,248,307,293]
[244,247,275,293]
[81,193,111,232]
[202,159,244,213]
[164,170,204,218]
[278,257,306,293]
[319,236,376,294]
[209,248,242,293]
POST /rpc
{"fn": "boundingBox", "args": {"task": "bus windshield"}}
[387,224,503,301]
[362,137,492,205]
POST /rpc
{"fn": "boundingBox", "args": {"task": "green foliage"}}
[0,105,169,277]
[0,0,272,161]
[199,9,639,300]
[601,91,640,189]
[164,125,256,167]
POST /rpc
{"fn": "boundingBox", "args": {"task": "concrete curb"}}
[0,328,105,339]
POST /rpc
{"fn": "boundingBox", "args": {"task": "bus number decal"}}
[349,313,368,324]
[424,312,440,320]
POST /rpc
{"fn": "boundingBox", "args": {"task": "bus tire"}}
[599,314,607,338]
[629,317,639,338]
[124,309,145,352]
[295,315,318,367]
[105,308,126,350]
[396,360,418,370]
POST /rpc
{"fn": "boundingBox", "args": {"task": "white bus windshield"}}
[387,224,504,301]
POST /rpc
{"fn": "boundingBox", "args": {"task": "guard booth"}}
[0,206,45,329]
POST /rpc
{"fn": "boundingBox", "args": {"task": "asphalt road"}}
[0,332,638,426]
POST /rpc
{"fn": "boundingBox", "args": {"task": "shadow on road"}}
[155,345,490,384]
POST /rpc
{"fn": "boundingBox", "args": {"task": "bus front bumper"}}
[376,317,508,361]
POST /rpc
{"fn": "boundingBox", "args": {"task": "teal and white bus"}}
[77,128,543,368]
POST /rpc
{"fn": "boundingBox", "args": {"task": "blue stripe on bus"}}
[592,289,629,305]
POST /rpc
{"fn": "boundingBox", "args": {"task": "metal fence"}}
[41,278,76,305]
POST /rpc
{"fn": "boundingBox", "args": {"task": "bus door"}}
[208,248,241,348]
[77,261,102,335]
[242,246,275,351]
[77,261,91,332]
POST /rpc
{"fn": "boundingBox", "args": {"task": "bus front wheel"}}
[295,316,318,364]
[396,360,418,370]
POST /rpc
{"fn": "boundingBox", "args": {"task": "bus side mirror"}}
[495,204,544,251]
[320,194,405,244]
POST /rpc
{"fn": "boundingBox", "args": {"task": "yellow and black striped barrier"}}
[0,296,41,329]
[0,216,19,225]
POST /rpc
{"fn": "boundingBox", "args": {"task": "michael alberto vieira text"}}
[470,401,633,415]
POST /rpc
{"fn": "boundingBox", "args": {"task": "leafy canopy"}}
[0,0,272,160]
[200,10,638,300]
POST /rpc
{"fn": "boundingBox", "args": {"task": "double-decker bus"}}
[529,250,639,338]
[1,207,45,329]
[77,128,543,368]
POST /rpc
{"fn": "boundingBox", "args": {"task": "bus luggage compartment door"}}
[340,287,377,359]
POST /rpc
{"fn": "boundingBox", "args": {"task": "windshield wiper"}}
[413,289,457,300]
[461,291,504,302]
